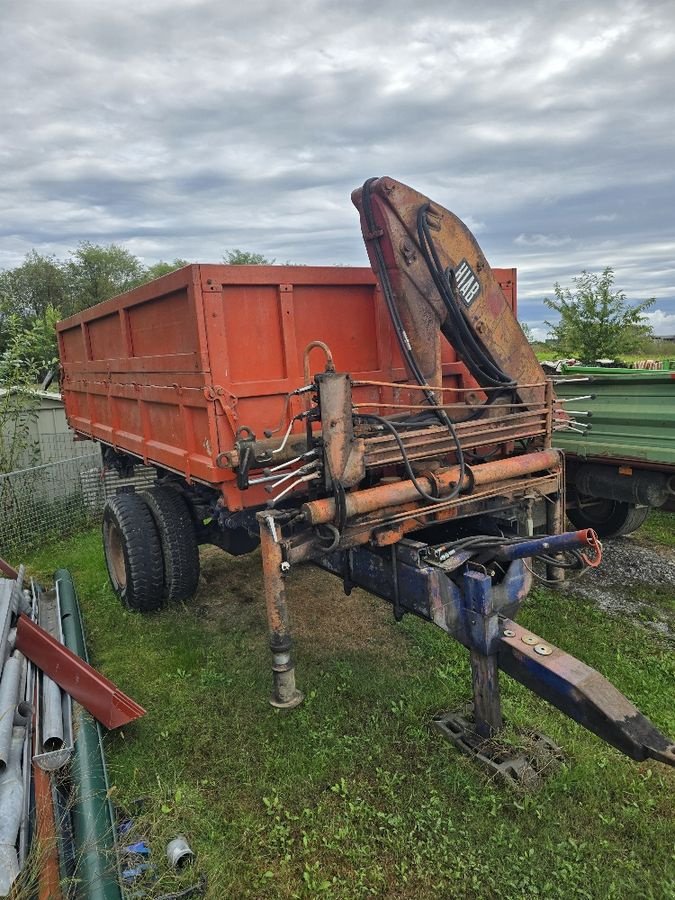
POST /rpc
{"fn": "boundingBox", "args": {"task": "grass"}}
[636,509,675,549]
[529,340,675,365]
[24,528,675,899]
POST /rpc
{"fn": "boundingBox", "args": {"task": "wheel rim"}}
[104,519,127,589]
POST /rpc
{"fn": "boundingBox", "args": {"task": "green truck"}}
[553,362,675,537]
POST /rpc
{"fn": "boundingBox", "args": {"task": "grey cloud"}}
[1,0,674,331]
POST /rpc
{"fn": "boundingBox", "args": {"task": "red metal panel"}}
[15,614,145,729]
[58,264,517,505]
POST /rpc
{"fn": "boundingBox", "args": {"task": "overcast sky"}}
[1,0,674,336]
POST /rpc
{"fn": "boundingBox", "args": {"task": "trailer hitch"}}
[498,619,675,766]
[304,533,675,777]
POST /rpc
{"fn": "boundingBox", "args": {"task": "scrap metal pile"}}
[0,559,143,899]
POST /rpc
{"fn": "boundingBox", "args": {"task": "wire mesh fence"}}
[0,449,156,557]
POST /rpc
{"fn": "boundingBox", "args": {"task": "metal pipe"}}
[0,653,23,771]
[0,726,25,896]
[55,569,123,900]
[302,449,561,526]
[0,582,13,675]
[257,514,303,709]
[40,674,64,753]
[495,529,598,562]
[302,340,334,384]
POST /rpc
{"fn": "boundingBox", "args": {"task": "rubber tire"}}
[141,486,200,602]
[568,497,650,538]
[102,492,165,612]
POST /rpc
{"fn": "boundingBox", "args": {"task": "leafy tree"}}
[0,306,60,383]
[520,322,534,342]
[0,252,66,357]
[0,251,67,321]
[223,249,275,265]
[544,268,653,362]
[64,241,146,315]
[144,259,189,280]
[0,312,47,473]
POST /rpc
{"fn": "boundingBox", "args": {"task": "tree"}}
[0,305,60,383]
[0,252,67,356]
[144,259,189,280]
[544,268,653,362]
[520,322,534,342]
[0,251,67,321]
[64,241,146,315]
[223,249,275,265]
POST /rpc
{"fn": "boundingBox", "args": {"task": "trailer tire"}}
[102,493,165,612]
[141,486,200,602]
[567,497,650,538]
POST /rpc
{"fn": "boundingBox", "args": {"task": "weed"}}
[21,527,675,899]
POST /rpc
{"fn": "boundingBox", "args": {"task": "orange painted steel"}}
[33,763,63,900]
[302,449,561,525]
[57,264,516,512]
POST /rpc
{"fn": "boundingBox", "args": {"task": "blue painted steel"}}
[495,530,590,561]
[463,570,500,655]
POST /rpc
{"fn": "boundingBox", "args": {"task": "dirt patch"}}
[560,535,675,641]
[191,546,408,657]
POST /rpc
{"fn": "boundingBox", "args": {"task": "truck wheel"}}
[102,493,165,612]
[141,486,200,602]
[567,496,650,538]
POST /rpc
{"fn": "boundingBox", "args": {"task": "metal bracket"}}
[203,384,239,432]
[234,426,257,490]
[432,705,564,790]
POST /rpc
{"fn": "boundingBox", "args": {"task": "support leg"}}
[470,651,503,738]
[545,491,566,583]
[258,513,303,709]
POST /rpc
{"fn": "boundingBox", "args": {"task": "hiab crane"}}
[56,177,674,783]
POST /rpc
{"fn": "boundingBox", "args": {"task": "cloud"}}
[645,310,675,336]
[514,233,573,248]
[0,0,673,333]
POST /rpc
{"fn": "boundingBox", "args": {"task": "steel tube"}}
[0,726,25,896]
[257,515,303,709]
[495,529,597,562]
[55,569,123,900]
[0,582,13,675]
[40,675,64,753]
[0,653,23,771]
[302,449,561,526]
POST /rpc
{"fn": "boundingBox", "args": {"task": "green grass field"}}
[24,519,675,899]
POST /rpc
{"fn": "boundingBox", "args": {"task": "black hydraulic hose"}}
[416,203,515,390]
[357,413,463,502]
[359,179,466,498]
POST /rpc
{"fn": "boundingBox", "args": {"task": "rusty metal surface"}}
[302,448,561,526]
[498,619,675,765]
[352,177,545,408]
[363,407,549,468]
[57,263,517,509]
[15,615,145,729]
[0,558,19,580]
[33,763,63,900]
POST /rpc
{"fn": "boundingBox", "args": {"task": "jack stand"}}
[437,568,563,789]
[258,511,303,710]
[432,705,564,791]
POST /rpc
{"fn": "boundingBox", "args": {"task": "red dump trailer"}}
[56,176,675,774]
[57,263,517,514]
